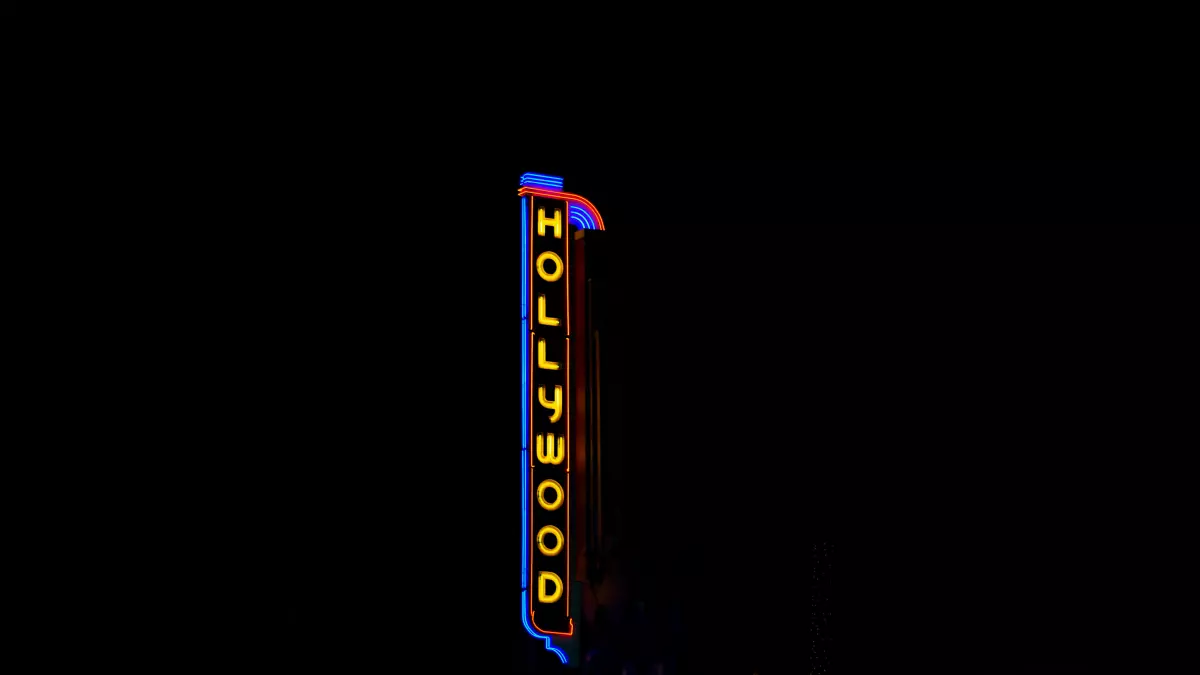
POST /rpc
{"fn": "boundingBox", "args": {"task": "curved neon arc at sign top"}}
[517,186,606,231]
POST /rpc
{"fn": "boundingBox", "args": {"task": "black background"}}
[182,160,1193,674]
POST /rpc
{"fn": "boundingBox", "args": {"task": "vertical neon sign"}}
[519,173,605,663]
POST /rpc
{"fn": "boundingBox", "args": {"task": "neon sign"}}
[520,172,605,663]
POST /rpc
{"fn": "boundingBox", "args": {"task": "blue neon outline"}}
[520,172,564,188]
[573,203,598,230]
[521,179,564,189]
[521,172,563,181]
[522,198,527,446]
[569,206,591,229]
[521,193,568,665]
[568,204,596,230]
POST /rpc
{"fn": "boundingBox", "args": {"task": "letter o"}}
[536,479,564,511]
[536,251,563,282]
[537,524,564,556]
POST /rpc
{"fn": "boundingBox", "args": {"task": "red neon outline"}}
[517,186,605,231]
[532,614,575,637]
[527,195,574,638]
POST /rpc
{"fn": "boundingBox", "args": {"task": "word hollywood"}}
[528,198,571,637]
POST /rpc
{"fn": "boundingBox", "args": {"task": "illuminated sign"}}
[519,173,605,663]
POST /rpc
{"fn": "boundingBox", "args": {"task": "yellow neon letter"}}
[536,251,563,282]
[537,295,560,327]
[537,571,563,603]
[537,524,564,556]
[536,433,565,465]
[537,338,560,371]
[538,208,562,239]
[537,479,564,511]
[538,385,562,423]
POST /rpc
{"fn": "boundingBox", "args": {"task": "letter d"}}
[537,571,563,604]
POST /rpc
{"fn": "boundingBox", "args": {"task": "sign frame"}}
[519,172,605,664]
